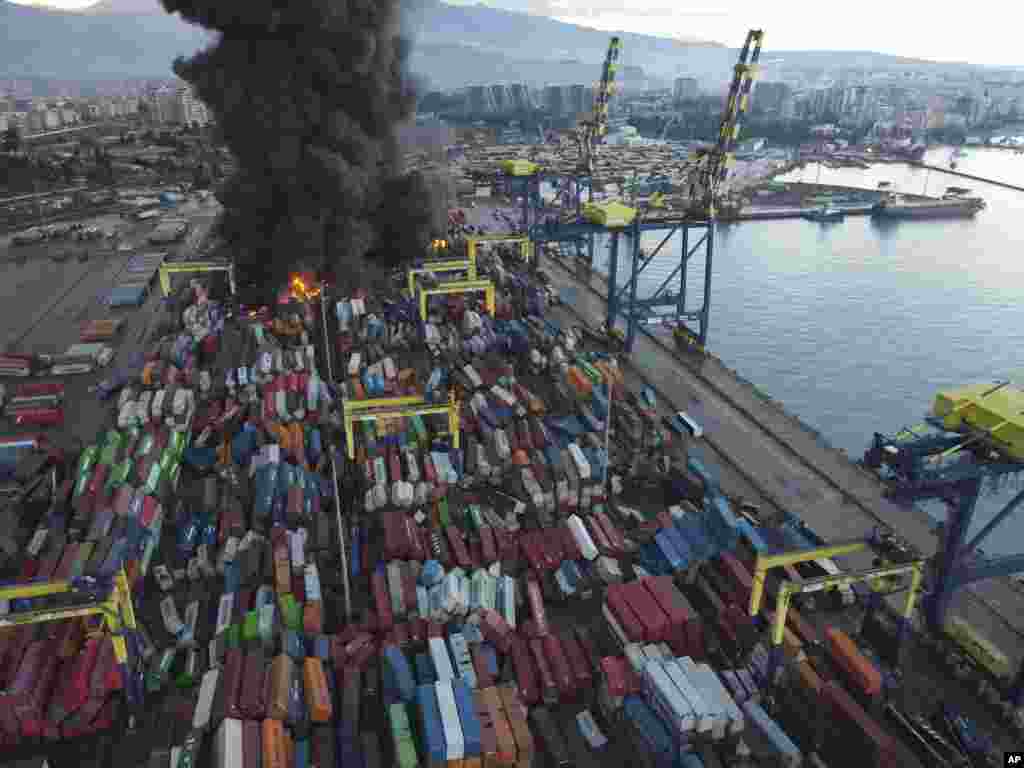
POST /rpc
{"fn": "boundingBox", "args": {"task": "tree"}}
[3,124,20,153]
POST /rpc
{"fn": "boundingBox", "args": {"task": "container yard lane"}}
[540,243,1024,671]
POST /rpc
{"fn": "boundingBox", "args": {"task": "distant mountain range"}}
[2,0,993,87]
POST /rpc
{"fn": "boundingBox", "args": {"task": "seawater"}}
[587,146,1024,555]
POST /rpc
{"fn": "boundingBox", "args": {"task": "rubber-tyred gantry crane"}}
[864,381,1024,709]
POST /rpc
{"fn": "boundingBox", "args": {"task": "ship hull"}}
[871,203,982,219]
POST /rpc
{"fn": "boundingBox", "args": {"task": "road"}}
[0,195,222,452]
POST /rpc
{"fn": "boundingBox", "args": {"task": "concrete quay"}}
[540,249,1024,670]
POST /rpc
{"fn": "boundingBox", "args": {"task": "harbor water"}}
[591,146,1024,555]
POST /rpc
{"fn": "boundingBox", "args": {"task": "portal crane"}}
[686,30,763,218]
[574,37,621,176]
[864,381,1024,707]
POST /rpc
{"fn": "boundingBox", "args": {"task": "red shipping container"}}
[510,639,539,706]
[559,631,593,690]
[540,530,564,569]
[622,580,670,643]
[87,637,122,698]
[0,626,35,690]
[21,716,44,740]
[595,512,626,554]
[528,637,557,704]
[10,640,47,711]
[14,408,63,427]
[605,584,644,644]
[472,646,495,689]
[479,525,497,564]
[445,525,472,570]
[525,578,549,637]
[20,647,58,721]
[717,552,753,606]
[402,567,418,623]
[239,651,268,720]
[371,572,394,632]
[0,693,20,737]
[820,681,898,768]
[478,609,513,654]
[59,637,101,720]
[468,537,483,569]
[519,533,544,573]
[600,656,629,698]
[349,639,376,670]
[541,634,573,699]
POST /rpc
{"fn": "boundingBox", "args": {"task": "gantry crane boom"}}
[575,37,622,175]
[688,30,763,217]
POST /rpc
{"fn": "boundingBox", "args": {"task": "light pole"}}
[603,357,614,494]
[319,288,350,620]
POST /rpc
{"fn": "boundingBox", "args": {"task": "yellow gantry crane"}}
[158,260,236,297]
[0,568,143,704]
[342,392,461,460]
[687,29,763,218]
[575,36,622,176]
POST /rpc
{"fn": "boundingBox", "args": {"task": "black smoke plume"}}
[160,0,448,298]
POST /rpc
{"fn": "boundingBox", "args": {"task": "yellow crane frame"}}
[159,260,236,297]
[465,234,532,264]
[417,279,496,322]
[748,538,871,616]
[0,568,138,665]
[407,259,478,296]
[342,392,461,459]
[770,560,925,646]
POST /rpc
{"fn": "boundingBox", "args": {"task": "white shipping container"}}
[435,681,466,760]
[213,718,243,768]
[193,668,220,730]
[429,637,456,682]
[567,515,599,560]
[662,659,712,734]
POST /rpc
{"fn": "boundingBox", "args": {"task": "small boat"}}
[804,205,845,222]
[877,181,891,188]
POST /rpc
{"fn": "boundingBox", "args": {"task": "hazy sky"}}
[13,0,1023,67]
[444,0,1023,68]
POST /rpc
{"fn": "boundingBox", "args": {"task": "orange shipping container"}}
[262,718,288,768]
[267,655,294,720]
[790,660,823,697]
[303,657,333,723]
[481,687,517,766]
[497,683,534,765]
[824,626,882,698]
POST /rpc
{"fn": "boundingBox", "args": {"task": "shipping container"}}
[741,699,803,768]
[528,706,569,768]
[824,626,882,699]
[820,681,897,768]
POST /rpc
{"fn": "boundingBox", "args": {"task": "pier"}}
[909,161,1024,193]
[535,242,1024,669]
